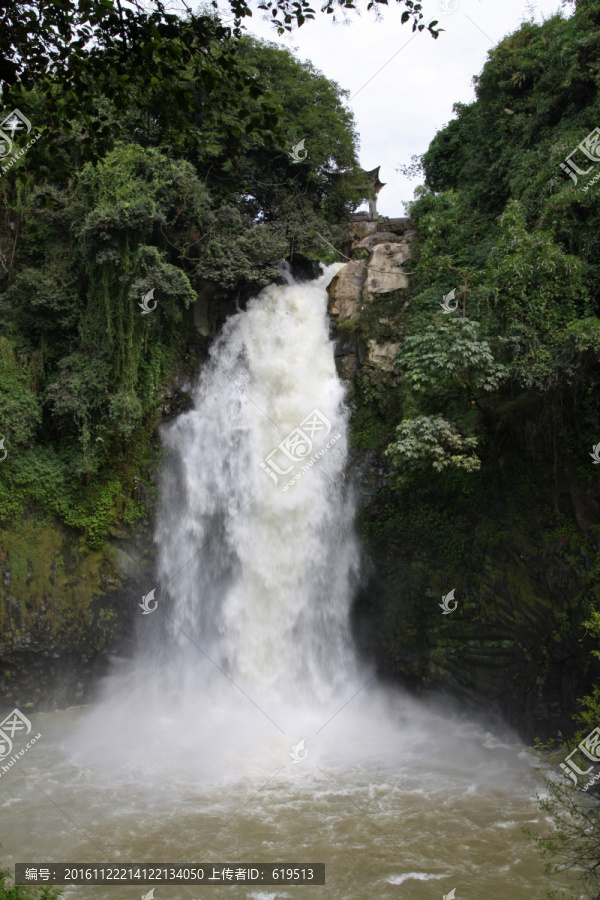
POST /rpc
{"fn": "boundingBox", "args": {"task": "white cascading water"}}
[71,262,376,777]
[154,262,361,714]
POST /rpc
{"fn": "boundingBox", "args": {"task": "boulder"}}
[333,333,367,382]
[192,281,217,336]
[327,260,367,321]
[366,340,400,371]
[348,219,378,243]
[362,243,410,300]
[356,232,406,250]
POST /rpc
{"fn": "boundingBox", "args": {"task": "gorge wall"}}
[327,215,600,743]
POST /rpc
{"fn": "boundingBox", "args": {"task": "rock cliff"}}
[328,218,415,377]
[333,216,600,742]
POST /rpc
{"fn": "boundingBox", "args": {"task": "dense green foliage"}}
[347,2,600,892]
[0,32,366,543]
[355,0,600,548]
[0,0,438,176]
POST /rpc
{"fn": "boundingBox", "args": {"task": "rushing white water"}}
[0,265,580,900]
[155,261,360,710]
[70,262,368,775]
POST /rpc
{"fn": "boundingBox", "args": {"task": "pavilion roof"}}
[363,166,385,194]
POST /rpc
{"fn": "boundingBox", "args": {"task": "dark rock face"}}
[349,447,600,743]
[0,514,154,715]
[335,216,600,743]
[286,253,324,282]
[160,374,194,419]
[332,332,367,383]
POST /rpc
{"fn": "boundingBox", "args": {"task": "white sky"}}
[239,0,567,216]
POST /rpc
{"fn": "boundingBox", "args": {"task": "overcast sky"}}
[236,0,567,216]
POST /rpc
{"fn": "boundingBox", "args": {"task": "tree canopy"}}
[0,0,439,172]
[379,0,600,487]
[0,27,369,538]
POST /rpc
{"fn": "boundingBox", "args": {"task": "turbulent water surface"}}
[1,266,578,899]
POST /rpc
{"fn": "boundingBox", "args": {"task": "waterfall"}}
[154,263,361,711]
[72,263,372,776]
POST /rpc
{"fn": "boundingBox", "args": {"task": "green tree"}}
[385,414,480,484]
[484,201,588,390]
[0,30,369,535]
[533,767,600,900]
[387,9,600,890]
[395,317,507,398]
[0,336,42,450]
[0,0,439,176]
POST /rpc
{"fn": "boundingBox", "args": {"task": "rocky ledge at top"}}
[327,216,415,377]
